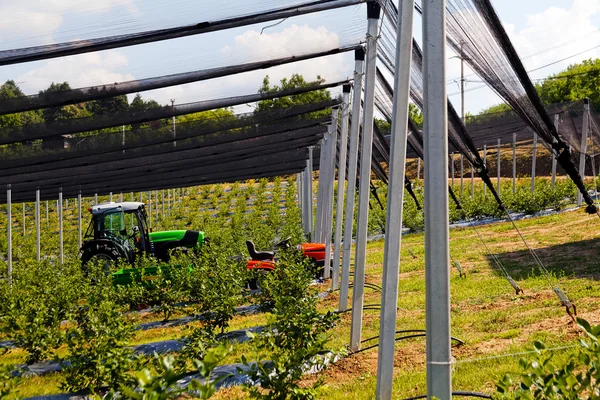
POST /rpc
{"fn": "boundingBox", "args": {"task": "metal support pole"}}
[307,147,314,239]
[95,193,98,205]
[315,138,328,243]
[155,190,159,227]
[120,192,123,202]
[376,0,414,396]
[471,162,474,197]
[417,158,421,181]
[7,185,12,282]
[297,172,304,228]
[78,190,82,250]
[423,0,452,397]
[531,133,537,194]
[332,85,351,290]
[512,132,517,193]
[578,99,590,206]
[59,188,63,265]
[22,203,25,236]
[483,144,487,197]
[323,108,339,279]
[46,200,49,226]
[109,192,113,203]
[552,116,559,191]
[350,2,380,351]
[497,138,501,193]
[460,154,464,196]
[340,48,365,312]
[162,190,165,217]
[450,152,455,188]
[168,189,171,212]
[35,189,40,261]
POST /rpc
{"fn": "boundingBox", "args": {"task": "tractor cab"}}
[81,201,206,271]
[81,202,151,268]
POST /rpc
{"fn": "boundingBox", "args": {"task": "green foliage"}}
[177,108,235,124]
[61,274,136,394]
[0,362,19,399]
[0,259,82,364]
[190,246,244,334]
[243,252,339,400]
[537,58,600,110]
[256,74,332,118]
[495,318,600,399]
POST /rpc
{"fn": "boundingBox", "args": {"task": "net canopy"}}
[0,46,358,115]
[415,0,596,211]
[0,0,365,66]
[0,80,349,146]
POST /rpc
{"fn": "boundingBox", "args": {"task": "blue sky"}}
[0,0,599,114]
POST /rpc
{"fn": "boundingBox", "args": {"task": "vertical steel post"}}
[323,108,339,279]
[332,85,351,290]
[376,0,414,397]
[315,138,328,243]
[512,132,517,193]
[36,189,40,261]
[7,185,12,282]
[78,190,82,250]
[483,144,487,197]
[59,188,63,265]
[162,190,165,217]
[578,99,590,206]
[350,2,380,351]
[297,172,304,229]
[471,162,474,197]
[450,152,455,188]
[307,147,314,239]
[460,154,464,196]
[423,0,452,397]
[531,133,538,194]
[497,138,501,193]
[95,193,98,205]
[46,200,49,226]
[109,192,113,203]
[22,203,25,236]
[340,48,365,311]
[120,192,123,202]
[552,115,559,191]
[417,158,421,181]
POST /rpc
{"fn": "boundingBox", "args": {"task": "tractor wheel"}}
[82,248,119,274]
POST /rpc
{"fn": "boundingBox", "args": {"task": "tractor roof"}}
[90,202,144,215]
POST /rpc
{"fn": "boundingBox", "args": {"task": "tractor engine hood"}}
[149,230,205,248]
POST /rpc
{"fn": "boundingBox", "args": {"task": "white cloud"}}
[509,0,600,77]
[0,0,137,47]
[141,25,352,106]
[16,50,134,93]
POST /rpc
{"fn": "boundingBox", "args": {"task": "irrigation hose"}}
[401,391,492,400]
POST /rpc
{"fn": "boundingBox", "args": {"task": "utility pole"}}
[171,99,177,147]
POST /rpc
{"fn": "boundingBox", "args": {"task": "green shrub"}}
[243,253,339,400]
[496,317,600,399]
[0,259,82,364]
[61,280,136,394]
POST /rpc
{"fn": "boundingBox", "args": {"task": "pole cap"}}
[367,1,381,19]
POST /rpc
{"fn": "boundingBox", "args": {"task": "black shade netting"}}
[0,116,330,188]
[413,0,595,211]
[0,0,365,66]
[1,122,327,201]
[0,100,339,170]
[0,46,358,115]
[0,80,348,146]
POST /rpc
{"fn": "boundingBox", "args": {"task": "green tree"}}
[40,82,90,123]
[256,74,332,118]
[537,58,600,109]
[0,80,43,128]
[86,95,129,116]
[409,103,424,127]
[129,93,162,130]
[177,108,235,124]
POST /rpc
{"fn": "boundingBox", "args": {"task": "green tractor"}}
[80,202,206,283]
